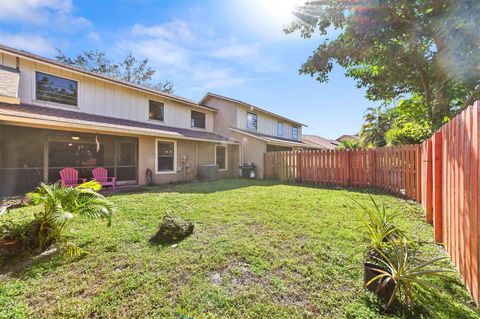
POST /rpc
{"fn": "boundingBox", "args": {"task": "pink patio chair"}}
[59,168,87,187]
[92,167,116,190]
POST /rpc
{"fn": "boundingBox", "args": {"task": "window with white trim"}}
[277,122,284,136]
[215,145,227,170]
[292,126,299,140]
[247,112,257,130]
[156,140,176,173]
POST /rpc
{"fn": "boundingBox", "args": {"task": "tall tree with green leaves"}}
[56,50,174,94]
[286,0,480,128]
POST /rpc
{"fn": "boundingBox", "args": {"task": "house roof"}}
[0,102,238,144]
[229,128,307,147]
[199,92,307,127]
[302,135,339,150]
[336,134,360,141]
[0,44,216,113]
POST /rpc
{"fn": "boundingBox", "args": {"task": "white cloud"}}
[115,21,249,95]
[132,21,194,42]
[87,31,101,42]
[0,32,54,55]
[0,0,92,29]
[211,43,260,59]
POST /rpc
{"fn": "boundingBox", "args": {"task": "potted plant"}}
[366,238,452,308]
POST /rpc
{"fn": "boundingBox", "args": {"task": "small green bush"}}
[385,122,431,145]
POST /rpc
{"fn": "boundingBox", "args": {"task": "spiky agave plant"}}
[354,194,403,257]
[366,238,453,309]
[26,181,114,255]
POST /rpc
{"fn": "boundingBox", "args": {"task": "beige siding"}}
[138,136,239,184]
[236,105,302,140]
[1,53,214,131]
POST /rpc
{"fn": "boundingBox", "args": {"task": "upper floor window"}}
[292,126,299,140]
[191,110,206,129]
[247,112,257,130]
[277,122,284,136]
[36,72,77,106]
[149,100,164,121]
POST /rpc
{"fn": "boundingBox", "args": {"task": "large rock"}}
[150,216,194,244]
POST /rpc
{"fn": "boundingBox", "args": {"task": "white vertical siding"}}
[3,54,215,131]
[236,105,302,141]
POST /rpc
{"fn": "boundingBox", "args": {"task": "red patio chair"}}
[59,168,87,187]
[92,167,116,190]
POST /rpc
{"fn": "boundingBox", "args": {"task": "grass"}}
[0,179,479,318]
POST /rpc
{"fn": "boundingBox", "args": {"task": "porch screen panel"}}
[116,137,138,181]
[48,133,114,183]
[0,125,44,196]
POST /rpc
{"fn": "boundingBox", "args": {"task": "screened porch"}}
[0,124,138,197]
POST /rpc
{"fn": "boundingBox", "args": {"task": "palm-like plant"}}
[355,195,403,256]
[366,238,453,309]
[26,181,114,254]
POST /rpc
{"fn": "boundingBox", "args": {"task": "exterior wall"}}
[0,53,215,131]
[202,97,237,136]
[230,130,267,178]
[138,136,239,184]
[236,104,302,141]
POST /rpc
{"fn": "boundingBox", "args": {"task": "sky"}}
[0,0,380,139]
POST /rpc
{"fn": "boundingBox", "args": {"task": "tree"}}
[286,0,480,128]
[56,49,174,94]
[360,105,396,147]
[337,139,361,149]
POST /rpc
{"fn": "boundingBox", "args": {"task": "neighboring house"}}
[200,93,308,178]
[336,134,360,142]
[0,45,240,196]
[302,135,339,150]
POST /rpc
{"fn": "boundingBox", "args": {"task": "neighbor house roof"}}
[199,92,307,127]
[0,102,238,144]
[229,128,307,148]
[302,135,339,150]
[0,44,216,113]
[336,134,360,141]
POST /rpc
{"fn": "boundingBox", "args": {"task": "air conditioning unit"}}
[198,164,219,181]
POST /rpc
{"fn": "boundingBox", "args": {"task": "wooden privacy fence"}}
[263,101,480,304]
[264,145,421,200]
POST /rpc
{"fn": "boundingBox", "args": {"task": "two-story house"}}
[0,45,240,196]
[0,45,311,196]
[200,93,308,178]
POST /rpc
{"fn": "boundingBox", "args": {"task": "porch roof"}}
[0,102,239,144]
[229,127,307,148]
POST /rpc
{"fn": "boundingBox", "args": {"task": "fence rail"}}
[264,101,480,304]
[264,145,421,200]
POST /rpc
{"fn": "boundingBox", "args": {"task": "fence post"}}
[416,144,422,202]
[425,139,433,223]
[297,151,302,183]
[346,150,352,186]
[433,131,443,242]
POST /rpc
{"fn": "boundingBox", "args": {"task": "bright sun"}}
[251,0,305,24]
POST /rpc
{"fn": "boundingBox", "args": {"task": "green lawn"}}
[1,179,479,318]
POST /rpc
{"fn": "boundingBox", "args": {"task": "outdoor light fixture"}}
[71,136,80,140]
[249,106,254,111]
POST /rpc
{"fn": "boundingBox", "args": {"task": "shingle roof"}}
[302,135,339,150]
[230,128,306,146]
[0,102,237,143]
[0,44,217,112]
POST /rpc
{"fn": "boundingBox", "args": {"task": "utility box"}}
[198,164,219,181]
